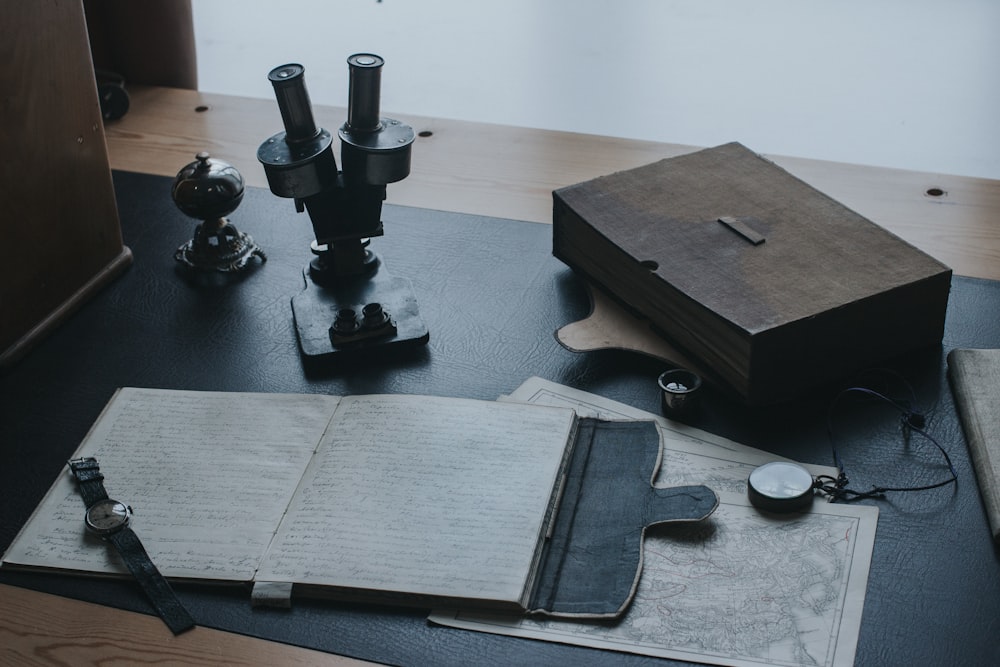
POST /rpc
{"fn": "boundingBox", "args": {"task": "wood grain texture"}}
[103,87,1000,280]
[0,0,131,365]
[552,142,952,404]
[0,583,378,666]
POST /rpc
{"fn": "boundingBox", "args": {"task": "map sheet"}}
[430,378,878,667]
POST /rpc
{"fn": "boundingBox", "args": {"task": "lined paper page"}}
[257,395,576,605]
[3,388,339,581]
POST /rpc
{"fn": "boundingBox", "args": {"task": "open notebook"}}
[3,387,717,616]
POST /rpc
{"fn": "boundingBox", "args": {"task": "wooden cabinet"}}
[0,0,131,368]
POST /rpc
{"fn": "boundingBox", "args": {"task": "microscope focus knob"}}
[172,151,246,221]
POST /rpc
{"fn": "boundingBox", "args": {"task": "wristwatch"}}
[67,457,195,634]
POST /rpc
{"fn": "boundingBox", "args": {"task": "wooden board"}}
[556,282,700,368]
[0,1,132,370]
[101,87,1000,282]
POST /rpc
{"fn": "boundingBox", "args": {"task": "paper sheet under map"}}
[430,378,878,667]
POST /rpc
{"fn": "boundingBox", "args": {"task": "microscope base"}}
[291,264,429,361]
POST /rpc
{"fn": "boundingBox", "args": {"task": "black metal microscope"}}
[257,54,428,362]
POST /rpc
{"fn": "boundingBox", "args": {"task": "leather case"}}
[530,419,717,616]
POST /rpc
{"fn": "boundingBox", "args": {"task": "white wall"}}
[193,0,1000,179]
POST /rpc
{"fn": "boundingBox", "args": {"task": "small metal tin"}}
[657,368,703,417]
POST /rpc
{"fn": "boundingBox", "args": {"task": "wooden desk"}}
[4,86,1000,665]
[106,86,1000,281]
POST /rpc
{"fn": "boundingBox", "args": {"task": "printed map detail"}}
[431,378,876,667]
[439,497,872,667]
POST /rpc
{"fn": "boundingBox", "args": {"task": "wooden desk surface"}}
[106,86,1000,281]
[5,85,1000,666]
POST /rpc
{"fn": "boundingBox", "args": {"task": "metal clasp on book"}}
[718,216,766,246]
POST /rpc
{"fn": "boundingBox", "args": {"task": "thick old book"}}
[1,388,716,616]
[552,142,952,405]
[948,348,1000,542]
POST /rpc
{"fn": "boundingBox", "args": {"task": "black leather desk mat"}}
[2,170,999,666]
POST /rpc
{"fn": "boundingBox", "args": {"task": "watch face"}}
[85,498,131,534]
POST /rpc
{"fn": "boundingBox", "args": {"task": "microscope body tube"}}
[339,54,414,186]
[270,64,321,142]
[346,54,383,133]
[257,63,336,200]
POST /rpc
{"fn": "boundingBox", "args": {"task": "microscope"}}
[258,54,428,361]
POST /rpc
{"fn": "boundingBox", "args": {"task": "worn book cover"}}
[553,142,952,404]
[948,348,1000,541]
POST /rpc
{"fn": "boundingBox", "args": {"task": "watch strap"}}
[67,457,110,507]
[108,527,196,635]
[68,457,196,635]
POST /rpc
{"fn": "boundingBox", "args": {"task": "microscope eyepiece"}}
[267,63,319,143]
[268,64,306,83]
[259,63,335,199]
[346,53,384,133]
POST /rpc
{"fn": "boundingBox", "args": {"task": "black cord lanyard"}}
[815,382,958,502]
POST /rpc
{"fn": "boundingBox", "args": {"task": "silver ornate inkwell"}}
[172,152,266,273]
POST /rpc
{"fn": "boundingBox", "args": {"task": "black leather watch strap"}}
[67,457,109,507]
[108,527,196,635]
[67,456,195,635]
